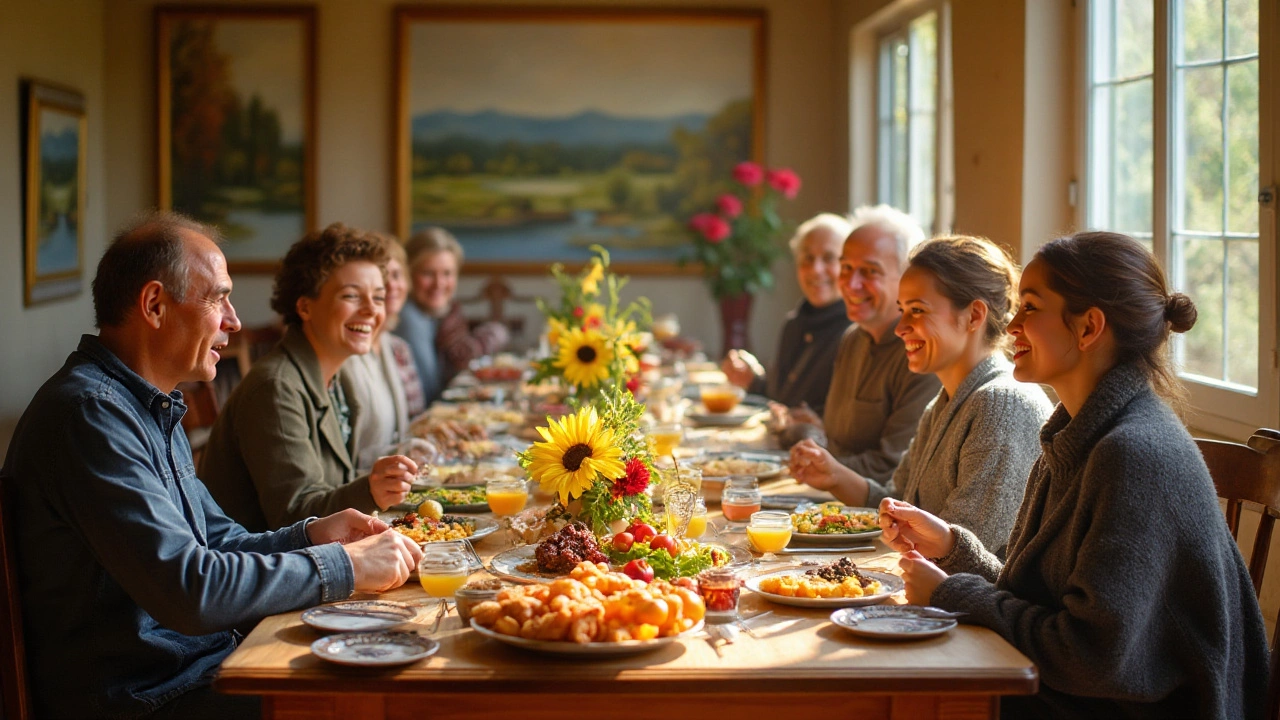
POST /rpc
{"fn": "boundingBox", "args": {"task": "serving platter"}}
[470,618,705,656]
[385,514,501,545]
[488,543,752,584]
[301,601,419,633]
[744,568,903,608]
[310,631,440,667]
[398,486,490,513]
[829,606,959,640]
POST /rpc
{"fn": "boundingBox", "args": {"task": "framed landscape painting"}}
[157,5,316,272]
[394,6,766,274]
[23,79,86,306]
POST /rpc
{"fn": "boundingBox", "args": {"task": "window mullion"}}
[1153,0,1170,267]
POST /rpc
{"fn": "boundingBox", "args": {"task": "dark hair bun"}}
[1164,292,1197,333]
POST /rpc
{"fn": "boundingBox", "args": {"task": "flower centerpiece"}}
[517,381,655,535]
[531,246,651,401]
[686,161,801,356]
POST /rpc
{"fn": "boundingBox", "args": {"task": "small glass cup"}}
[697,567,741,622]
[700,383,746,414]
[648,422,684,459]
[746,510,792,562]
[659,466,703,539]
[684,498,709,539]
[418,543,471,631]
[486,478,529,517]
[720,476,762,528]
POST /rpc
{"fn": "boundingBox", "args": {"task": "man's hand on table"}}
[307,508,390,545]
[899,550,948,605]
[369,454,417,510]
[877,498,955,558]
[344,530,424,593]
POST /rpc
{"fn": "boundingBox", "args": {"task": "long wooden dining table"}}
[215,470,1038,720]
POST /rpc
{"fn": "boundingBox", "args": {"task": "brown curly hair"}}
[271,223,389,326]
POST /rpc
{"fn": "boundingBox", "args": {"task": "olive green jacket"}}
[200,325,376,531]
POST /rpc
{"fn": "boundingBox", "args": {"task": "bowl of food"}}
[700,384,746,414]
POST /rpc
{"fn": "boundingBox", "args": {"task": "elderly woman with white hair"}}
[721,213,853,415]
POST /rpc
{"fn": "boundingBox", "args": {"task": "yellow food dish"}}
[758,574,883,599]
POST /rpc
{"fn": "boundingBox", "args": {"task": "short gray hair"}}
[848,204,925,268]
[404,227,464,268]
[788,213,855,258]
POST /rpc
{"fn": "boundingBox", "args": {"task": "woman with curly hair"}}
[201,224,418,531]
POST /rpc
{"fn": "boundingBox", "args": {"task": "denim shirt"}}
[1,336,355,719]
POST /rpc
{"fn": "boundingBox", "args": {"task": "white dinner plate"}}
[744,568,903,608]
[829,606,958,640]
[790,506,883,544]
[310,631,440,667]
[301,601,419,633]
[471,618,704,656]
[684,404,769,428]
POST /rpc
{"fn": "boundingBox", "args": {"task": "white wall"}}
[101,0,839,362]
[0,0,107,455]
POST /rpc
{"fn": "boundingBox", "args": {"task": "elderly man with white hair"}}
[789,205,941,487]
[721,213,853,415]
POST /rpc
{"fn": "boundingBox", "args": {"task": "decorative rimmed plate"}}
[684,404,769,428]
[385,515,500,545]
[790,506,883,544]
[310,631,440,667]
[488,543,752,584]
[829,606,959,640]
[744,568,903,608]
[471,618,704,656]
[302,601,419,633]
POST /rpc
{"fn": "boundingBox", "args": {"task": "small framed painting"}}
[157,5,316,272]
[394,6,766,274]
[23,79,87,306]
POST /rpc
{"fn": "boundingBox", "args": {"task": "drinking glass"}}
[659,466,702,539]
[683,498,709,539]
[418,543,471,632]
[746,510,792,563]
[486,478,529,517]
[720,476,762,530]
[649,422,684,458]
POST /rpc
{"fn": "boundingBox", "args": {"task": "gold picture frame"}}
[23,79,86,307]
[393,5,767,275]
[156,5,317,273]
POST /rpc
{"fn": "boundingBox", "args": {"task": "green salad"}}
[405,486,487,507]
[606,541,730,580]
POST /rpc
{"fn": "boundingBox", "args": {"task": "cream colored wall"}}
[101,0,839,363]
[0,0,107,456]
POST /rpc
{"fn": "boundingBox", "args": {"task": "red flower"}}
[612,458,651,499]
[572,306,584,318]
[766,168,802,199]
[625,374,641,392]
[716,194,743,218]
[733,161,764,186]
[689,213,731,243]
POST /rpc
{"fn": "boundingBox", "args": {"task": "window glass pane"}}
[1113,79,1153,234]
[1090,1,1116,84]
[1225,0,1258,56]
[1181,0,1224,62]
[1115,0,1154,77]
[908,12,937,231]
[1087,83,1114,229]
[1177,66,1224,234]
[892,39,909,210]
[1225,239,1259,387]
[1226,62,1259,235]
[1176,235,1225,378]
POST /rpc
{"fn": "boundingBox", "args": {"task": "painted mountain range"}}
[412,109,709,146]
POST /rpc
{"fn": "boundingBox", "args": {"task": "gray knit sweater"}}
[868,355,1051,558]
[930,363,1269,719]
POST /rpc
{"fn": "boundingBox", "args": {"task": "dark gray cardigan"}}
[750,299,850,414]
[930,362,1269,719]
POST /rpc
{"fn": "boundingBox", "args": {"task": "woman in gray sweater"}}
[793,236,1051,557]
[879,232,1268,719]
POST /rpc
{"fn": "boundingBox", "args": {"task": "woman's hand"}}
[898,550,948,605]
[369,454,416,510]
[789,439,843,491]
[721,349,762,389]
[878,498,955,558]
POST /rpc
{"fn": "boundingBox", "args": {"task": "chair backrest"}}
[0,476,32,720]
[1196,429,1280,720]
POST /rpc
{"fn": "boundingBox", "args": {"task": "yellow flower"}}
[582,303,606,330]
[546,317,568,347]
[554,327,615,387]
[581,259,604,295]
[526,407,626,503]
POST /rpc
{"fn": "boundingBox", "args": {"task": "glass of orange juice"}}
[746,510,792,562]
[486,478,529,516]
[649,423,683,458]
[418,543,471,631]
[684,498,709,539]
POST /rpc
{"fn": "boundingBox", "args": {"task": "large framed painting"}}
[394,6,766,274]
[157,5,316,273]
[23,79,86,307]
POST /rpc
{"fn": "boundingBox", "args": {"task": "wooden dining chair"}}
[1196,429,1280,720]
[0,476,32,720]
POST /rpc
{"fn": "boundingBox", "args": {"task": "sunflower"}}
[581,259,604,295]
[554,327,614,387]
[526,407,626,503]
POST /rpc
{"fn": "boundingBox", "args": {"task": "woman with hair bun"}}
[794,235,1051,557]
[878,231,1268,719]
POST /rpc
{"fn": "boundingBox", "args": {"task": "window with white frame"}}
[1086,0,1276,433]
[873,6,951,236]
